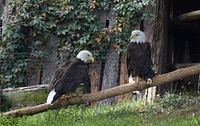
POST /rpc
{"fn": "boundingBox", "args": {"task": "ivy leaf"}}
[117,27,122,32]
[35,40,43,45]
[61,29,68,35]
[12,32,21,39]
[49,22,56,28]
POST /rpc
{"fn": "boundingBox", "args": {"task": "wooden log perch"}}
[178,10,200,21]
[2,64,200,117]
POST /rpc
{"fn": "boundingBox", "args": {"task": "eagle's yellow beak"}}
[87,56,95,63]
[130,35,135,39]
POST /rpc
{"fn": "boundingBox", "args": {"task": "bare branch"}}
[2,64,200,117]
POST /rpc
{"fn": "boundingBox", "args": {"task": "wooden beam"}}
[178,10,200,21]
[168,63,200,70]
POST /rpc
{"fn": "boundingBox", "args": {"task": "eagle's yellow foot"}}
[57,93,78,103]
[147,78,152,85]
[57,95,69,103]
[136,76,142,83]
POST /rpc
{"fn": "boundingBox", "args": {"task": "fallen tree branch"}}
[3,84,48,93]
[2,64,200,117]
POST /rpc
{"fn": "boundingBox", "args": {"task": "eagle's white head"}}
[130,30,147,44]
[76,50,94,63]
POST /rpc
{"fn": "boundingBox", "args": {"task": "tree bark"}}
[99,46,119,105]
[41,36,58,85]
[2,64,200,117]
[152,0,169,93]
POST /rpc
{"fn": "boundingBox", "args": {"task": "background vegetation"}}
[0,0,154,88]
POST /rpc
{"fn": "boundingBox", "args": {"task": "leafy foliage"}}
[0,0,154,87]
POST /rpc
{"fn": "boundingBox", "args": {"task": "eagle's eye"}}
[135,34,138,36]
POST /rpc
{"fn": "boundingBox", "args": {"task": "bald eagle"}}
[46,50,94,104]
[127,30,155,85]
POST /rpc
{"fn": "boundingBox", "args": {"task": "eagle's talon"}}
[70,93,78,97]
[147,78,152,85]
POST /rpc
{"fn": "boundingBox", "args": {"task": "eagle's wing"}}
[48,60,72,91]
[51,60,89,96]
[126,43,135,76]
[126,42,155,79]
[54,62,89,93]
[145,42,154,71]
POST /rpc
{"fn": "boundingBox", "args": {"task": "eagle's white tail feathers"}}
[129,75,136,84]
[46,88,56,104]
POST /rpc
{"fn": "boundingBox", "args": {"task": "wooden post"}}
[89,63,101,105]
[117,52,130,102]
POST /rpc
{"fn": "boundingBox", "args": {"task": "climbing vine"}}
[0,0,154,88]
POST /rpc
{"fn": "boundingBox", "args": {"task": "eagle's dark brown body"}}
[127,42,155,81]
[48,58,91,103]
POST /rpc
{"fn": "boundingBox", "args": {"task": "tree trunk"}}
[152,0,169,93]
[97,1,117,105]
[99,46,119,105]
[2,63,200,117]
[41,36,58,85]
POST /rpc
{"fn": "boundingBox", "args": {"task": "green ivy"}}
[0,0,154,88]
